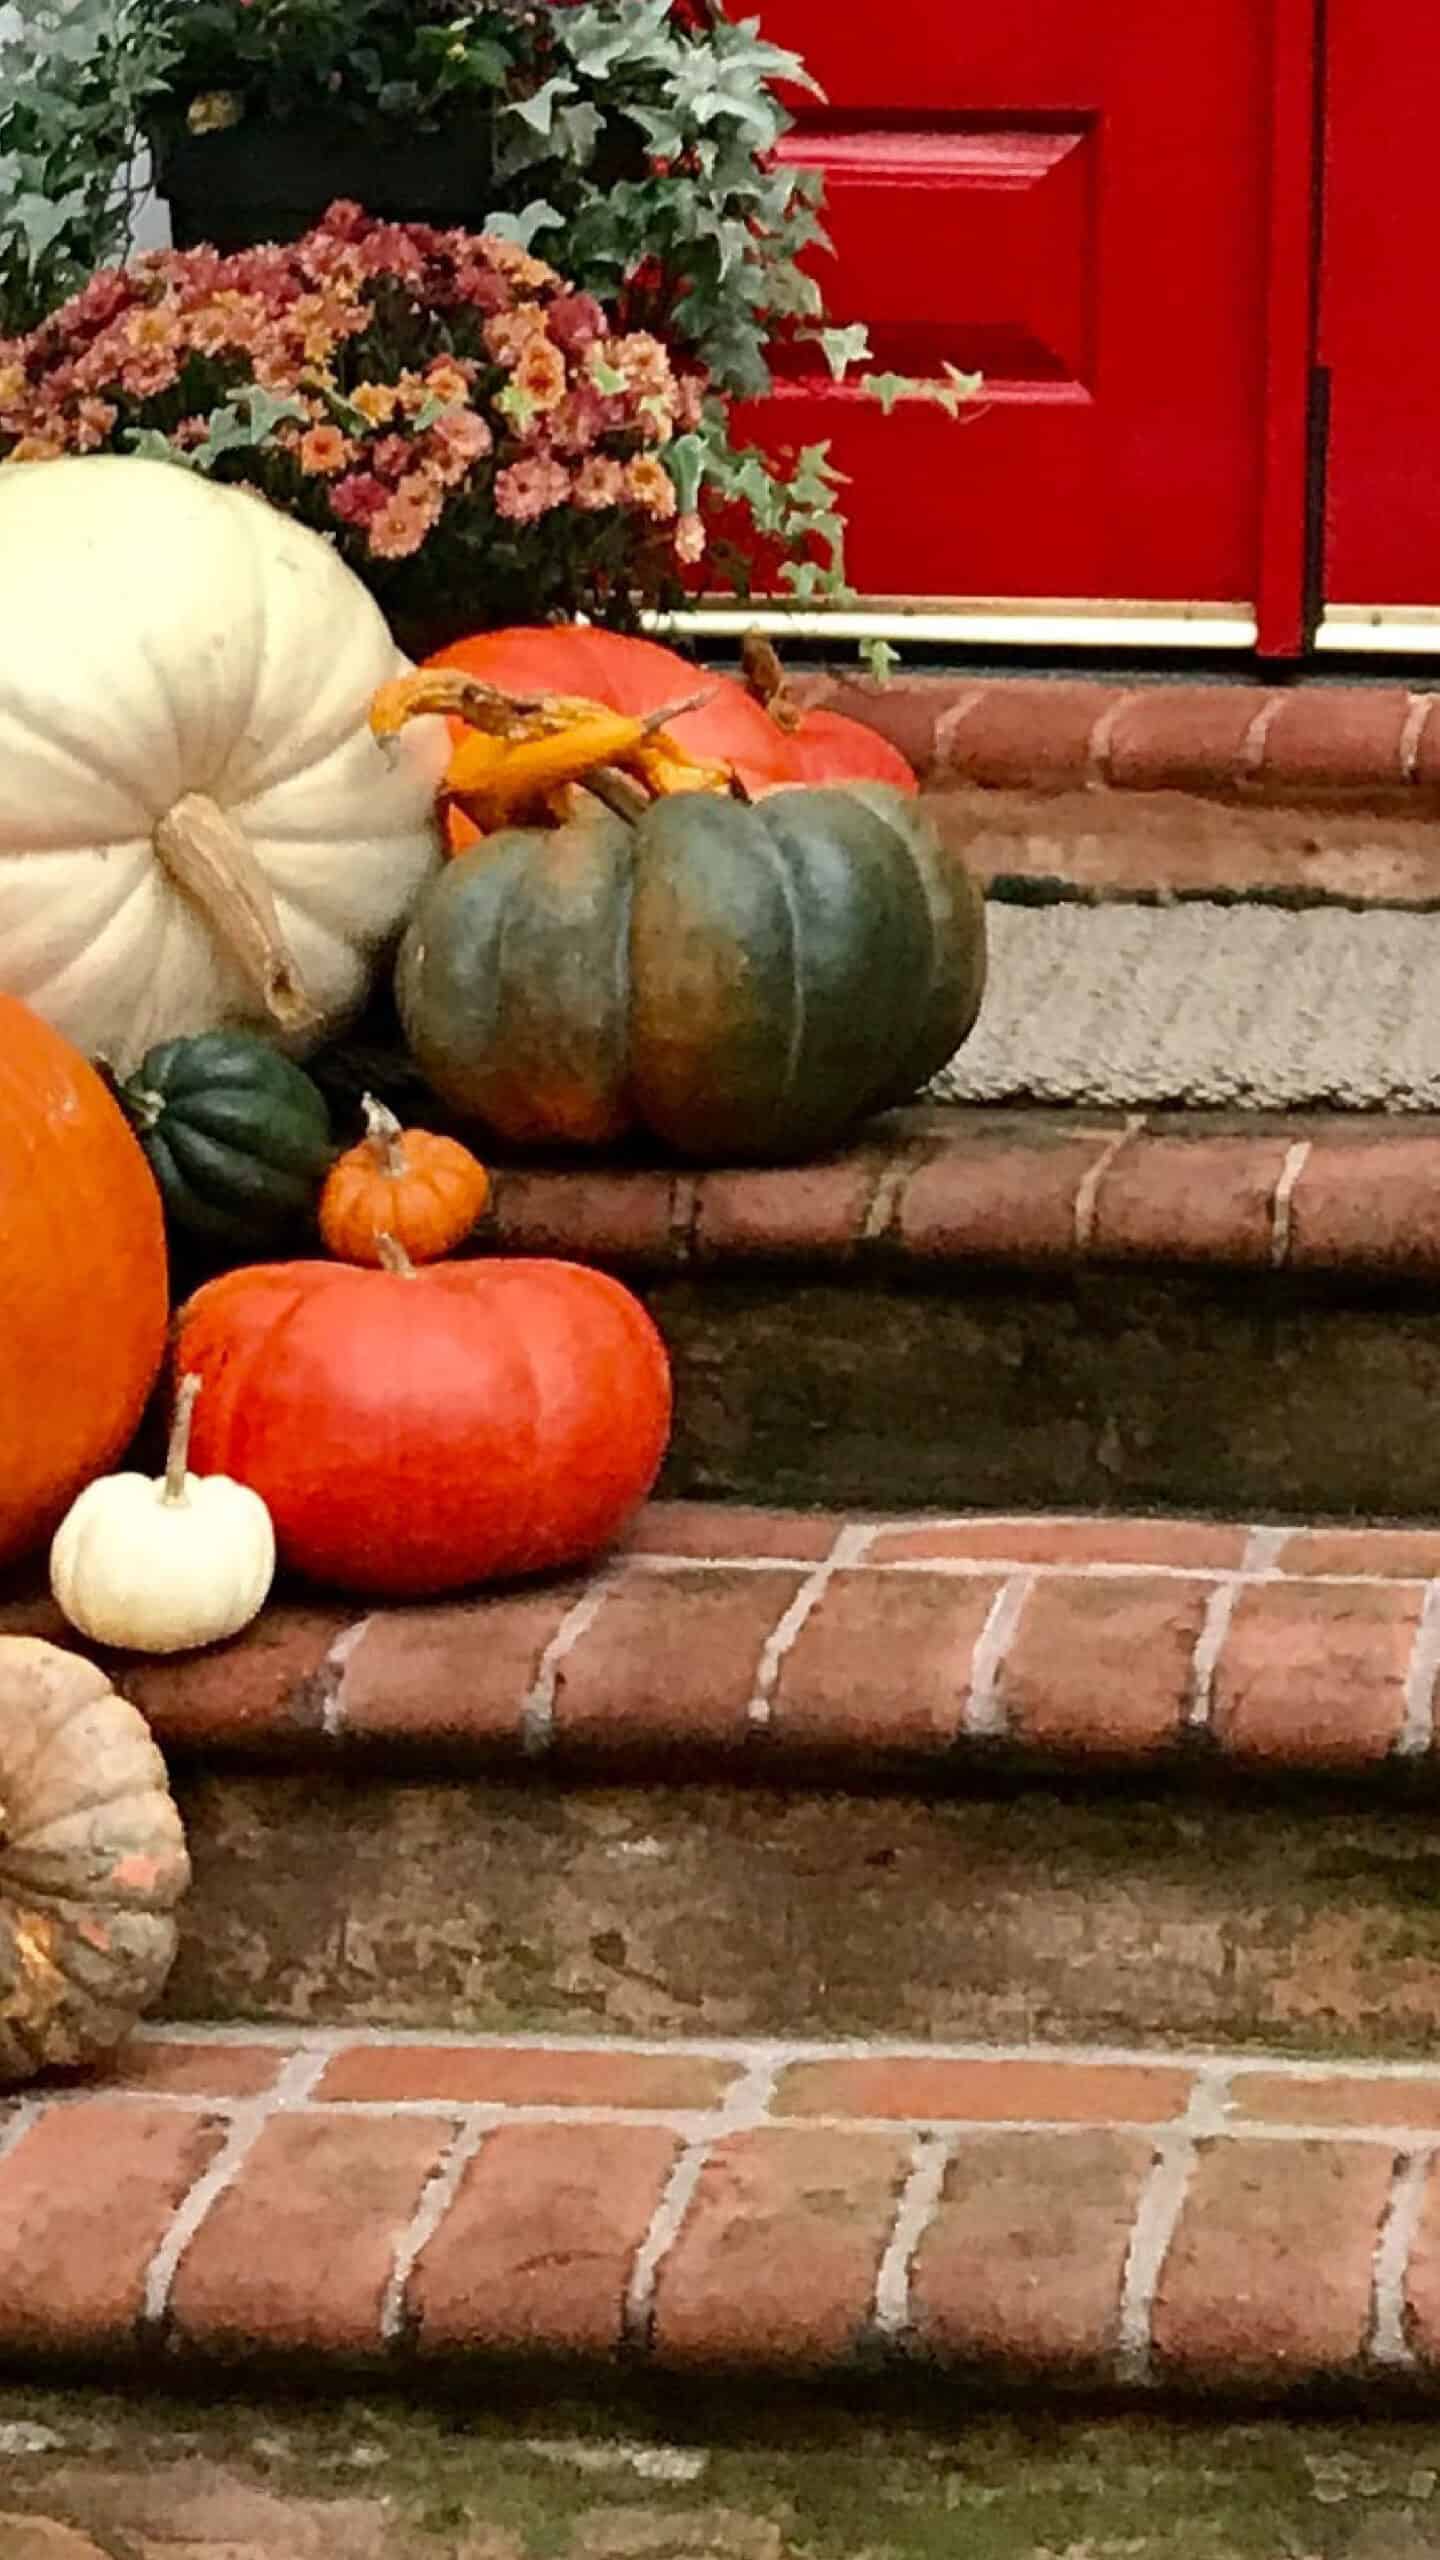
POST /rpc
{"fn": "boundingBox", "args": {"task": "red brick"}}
[1286,1136,1440,1276]
[314,2044,739,2110]
[1273,1526,1440,1579]
[410,2121,678,2355]
[693,1160,878,1261]
[627,1504,843,1561]
[651,2126,909,2366]
[1232,2070,1440,2131]
[0,2101,225,2353]
[897,1134,1113,1261]
[1152,2138,1391,2386]
[1212,1580,1420,1766]
[1257,686,1414,792]
[995,1573,1212,1755]
[549,1565,810,1753]
[771,1569,1004,1755]
[1103,687,1275,793]
[120,1605,346,1751]
[1400,2155,1440,2369]
[105,2040,297,2100]
[936,681,1120,789]
[910,2130,1152,2374]
[867,1516,1248,1570]
[167,2112,451,2355]
[776,2057,1192,2125]
[1088,1135,1294,1268]
[336,1584,587,1749]
[487,1168,676,1264]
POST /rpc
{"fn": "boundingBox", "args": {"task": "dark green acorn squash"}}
[118,1032,335,1243]
[395,783,986,1162]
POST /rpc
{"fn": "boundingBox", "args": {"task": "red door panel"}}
[1319,6,1437,611]
[747,3,1281,614]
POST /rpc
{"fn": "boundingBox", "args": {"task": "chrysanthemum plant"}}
[0,0,977,620]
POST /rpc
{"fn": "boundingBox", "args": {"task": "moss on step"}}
[166,1770,1440,2056]
[6,2382,1440,2558]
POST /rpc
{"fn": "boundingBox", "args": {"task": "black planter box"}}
[148,110,499,252]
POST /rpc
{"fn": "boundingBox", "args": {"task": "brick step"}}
[6,1500,1437,1785]
[11,1499,1440,2050]
[419,1107,1440,1520]
[8,2023,1440,2407]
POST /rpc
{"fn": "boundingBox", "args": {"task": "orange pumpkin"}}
[425,625,799,852]
[319,1094,490,1267]
[0,998,169,1567]
[175,1250,672,1596]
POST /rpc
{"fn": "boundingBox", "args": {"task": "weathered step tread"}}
[7,2024,1440,2401]
[5,1502,1440,1785]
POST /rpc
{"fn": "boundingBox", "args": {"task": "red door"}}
[746,2,1316,649]
[1317,5,1440,643]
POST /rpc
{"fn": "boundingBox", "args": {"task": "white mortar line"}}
[961,1569,1034,1738]
[870,2133,955,2340]
[1242,1525,1292,1578]
[1238,691,1288,779]
[1399,1582,1440,1758]
[861,1154,920,1243]
[1369,2146,1436,2368]
[1186,1531,1285,1735]
[1072,1114,1147,1253]
[622,2055,780,2350]
[1114,2065,1231,2386]
[381,2112,493,2346]
[1269,1140,1312,1269]
[140,2048,329,2335]
[623,1549,1440,1592]
[520,1571,622,1757]
[745,1524,875,1734]
[1085,689,1143,788]
[1400,693,1435,782]
[321,1617,374,1740]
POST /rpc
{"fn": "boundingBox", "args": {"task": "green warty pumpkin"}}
[395,783,986,1162]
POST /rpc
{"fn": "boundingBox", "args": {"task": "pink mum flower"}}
[674,511,707,564]
[494,455,572,522]
[299,424,353,476]
[625,454,678,520]
[573,455,626,510]
[329,471,390,526]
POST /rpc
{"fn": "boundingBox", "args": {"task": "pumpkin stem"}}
[153,794,318,1035]
[361,1092,408,1178]
[740,629,803,735]
[164,1374,202,1504]
[584,765,656,826]
[375,1232,417,1278]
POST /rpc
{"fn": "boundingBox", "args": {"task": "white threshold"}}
[647,598,1258,652]
[1317,607,1440,654]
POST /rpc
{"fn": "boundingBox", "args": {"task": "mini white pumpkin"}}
[0,454,449,1075]
[50,1375,275,1654]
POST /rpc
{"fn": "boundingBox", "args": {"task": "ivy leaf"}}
[484,199,564,251]
[859,636,901,683]
[665,431,708,515]
[509,75,578,138]
[856,370,915,416]
[123,426,191,466]
[813,321,870,380]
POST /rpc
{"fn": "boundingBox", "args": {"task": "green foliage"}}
[0,0,176,332]
[2,0,982,605]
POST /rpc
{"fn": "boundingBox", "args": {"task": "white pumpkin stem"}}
[361,1093,408,1178]
[375,1232,417,1278]
[153,793,317,1033]
[164,1374,202,1504]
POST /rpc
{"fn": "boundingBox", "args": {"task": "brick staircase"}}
[9,674,1440,2468]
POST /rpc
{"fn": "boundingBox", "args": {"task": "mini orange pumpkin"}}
[318,1094,489,1267]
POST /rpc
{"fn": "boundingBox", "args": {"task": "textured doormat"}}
[931,899,1440,1109]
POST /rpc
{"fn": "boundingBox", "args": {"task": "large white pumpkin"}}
[0,455,449,1073]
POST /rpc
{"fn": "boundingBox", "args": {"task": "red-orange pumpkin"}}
[0,997,169,1567]
[777,705,919,793]
[174,1253,672,1597]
